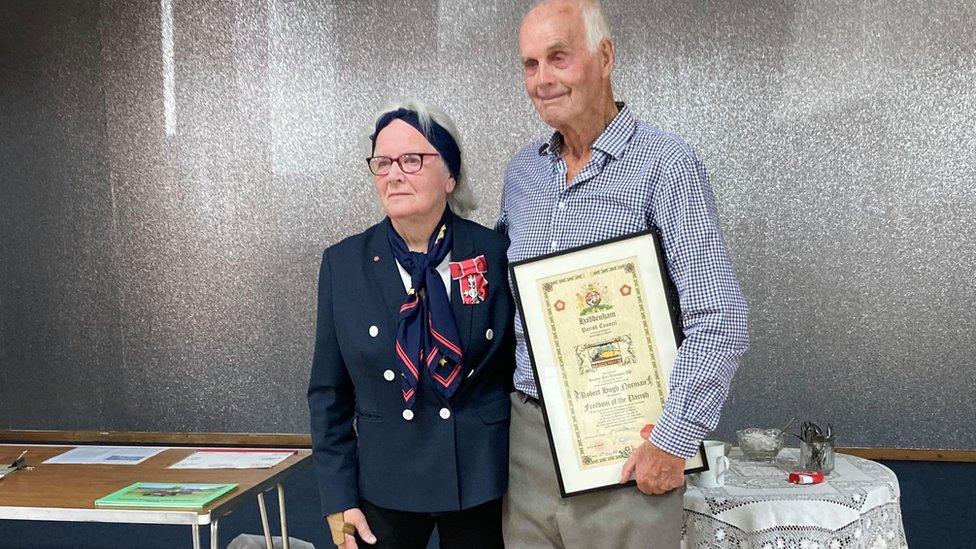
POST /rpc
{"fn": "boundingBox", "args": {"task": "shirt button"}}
[383,369,395,381]
[402,409,414,421]
[558,201,566,209]
[439,408,451,420]
[485,328,494,340]
[550,240,558,250]
[369,325,378,337]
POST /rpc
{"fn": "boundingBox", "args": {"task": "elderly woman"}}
[308,99,513,549]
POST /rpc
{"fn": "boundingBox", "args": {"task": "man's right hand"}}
[339,507,376,548]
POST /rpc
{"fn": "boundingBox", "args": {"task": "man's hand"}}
[619,441,686,495]
[334,507,376,549]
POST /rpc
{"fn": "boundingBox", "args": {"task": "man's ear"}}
[446,175,457,194]
[600,38,616,78]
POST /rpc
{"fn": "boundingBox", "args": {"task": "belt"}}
[516,390,540,404]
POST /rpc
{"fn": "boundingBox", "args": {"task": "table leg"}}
[192,523,201,549]
[210,517,219,549]
[277,483,289,549]
[257,490,273,549]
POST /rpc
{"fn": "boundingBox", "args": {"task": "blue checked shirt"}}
[496,104,749,459]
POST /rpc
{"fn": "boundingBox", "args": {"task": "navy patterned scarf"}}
[387,208,464,406]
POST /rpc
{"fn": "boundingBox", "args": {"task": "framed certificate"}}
[510,230,707,497]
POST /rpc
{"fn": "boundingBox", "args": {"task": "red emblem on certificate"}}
[450,255,488,305]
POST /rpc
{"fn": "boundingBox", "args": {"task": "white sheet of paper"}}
[43,446,167,465]
[168,450,294,469]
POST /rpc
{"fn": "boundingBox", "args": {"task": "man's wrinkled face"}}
[518,3,606,131]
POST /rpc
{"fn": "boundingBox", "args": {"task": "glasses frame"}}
[366,152,441,176]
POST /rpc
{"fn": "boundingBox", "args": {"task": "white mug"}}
[691,440,730,488]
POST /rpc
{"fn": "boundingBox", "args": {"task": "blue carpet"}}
[880,460,976,548]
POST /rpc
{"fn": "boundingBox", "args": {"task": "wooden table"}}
[0,444,311,549]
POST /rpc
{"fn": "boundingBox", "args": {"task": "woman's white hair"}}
[367,98,477,218]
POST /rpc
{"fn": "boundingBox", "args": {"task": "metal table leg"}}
[257,490,273,549]
[192,523,202,549]
[211,517,220,549]
[277,484,289,549]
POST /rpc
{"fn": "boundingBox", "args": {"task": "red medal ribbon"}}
[450,255,488,305]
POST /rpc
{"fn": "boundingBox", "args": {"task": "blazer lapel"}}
[367,219,406,328]
[450,219,476,365]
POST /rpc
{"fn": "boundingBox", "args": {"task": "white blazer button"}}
[439,408,451,420]
[485,328,494,340]
[383,369,395,381]
[369,325,378,337]
[402,409,414,421]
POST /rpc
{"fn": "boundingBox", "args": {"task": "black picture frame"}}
[510,229,708,498]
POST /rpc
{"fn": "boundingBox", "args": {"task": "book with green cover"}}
[95,482,238,508]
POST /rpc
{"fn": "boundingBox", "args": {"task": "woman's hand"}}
[338,507,376,548]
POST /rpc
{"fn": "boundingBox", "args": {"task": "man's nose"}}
[536,62,553,87]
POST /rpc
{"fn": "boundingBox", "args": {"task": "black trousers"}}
[356,498,504,549]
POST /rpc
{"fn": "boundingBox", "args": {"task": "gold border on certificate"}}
[510,231,706,497]
[538,258,668,470]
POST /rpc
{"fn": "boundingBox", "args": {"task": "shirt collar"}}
[538,102,636,161]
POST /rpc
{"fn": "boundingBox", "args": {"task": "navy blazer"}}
[308,216,515,516]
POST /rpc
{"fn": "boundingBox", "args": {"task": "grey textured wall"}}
[1,0,973,449]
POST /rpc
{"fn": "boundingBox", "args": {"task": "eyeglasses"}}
[366,153,440,176]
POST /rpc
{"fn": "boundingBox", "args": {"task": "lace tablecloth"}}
[682,448,908,549]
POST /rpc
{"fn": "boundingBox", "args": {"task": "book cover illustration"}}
[95,482,238,508]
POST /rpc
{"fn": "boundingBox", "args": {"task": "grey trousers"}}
[502,392,684,549]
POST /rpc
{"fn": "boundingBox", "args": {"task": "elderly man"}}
[496,1,749,547]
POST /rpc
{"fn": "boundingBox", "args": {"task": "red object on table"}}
[788,471,825,485]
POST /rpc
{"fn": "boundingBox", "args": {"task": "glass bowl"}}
[736,428,785,461]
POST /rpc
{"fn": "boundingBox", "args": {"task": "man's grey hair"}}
[366,98,477,218]
[533,0,611,52]
[580,1,611,52]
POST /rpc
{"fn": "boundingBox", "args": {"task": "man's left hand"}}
[619,441,686,495]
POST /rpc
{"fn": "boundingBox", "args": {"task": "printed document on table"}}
[43,446,167,465]
[168,450,295,469]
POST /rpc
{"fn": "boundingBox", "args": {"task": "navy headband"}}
[370,108,462,181]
